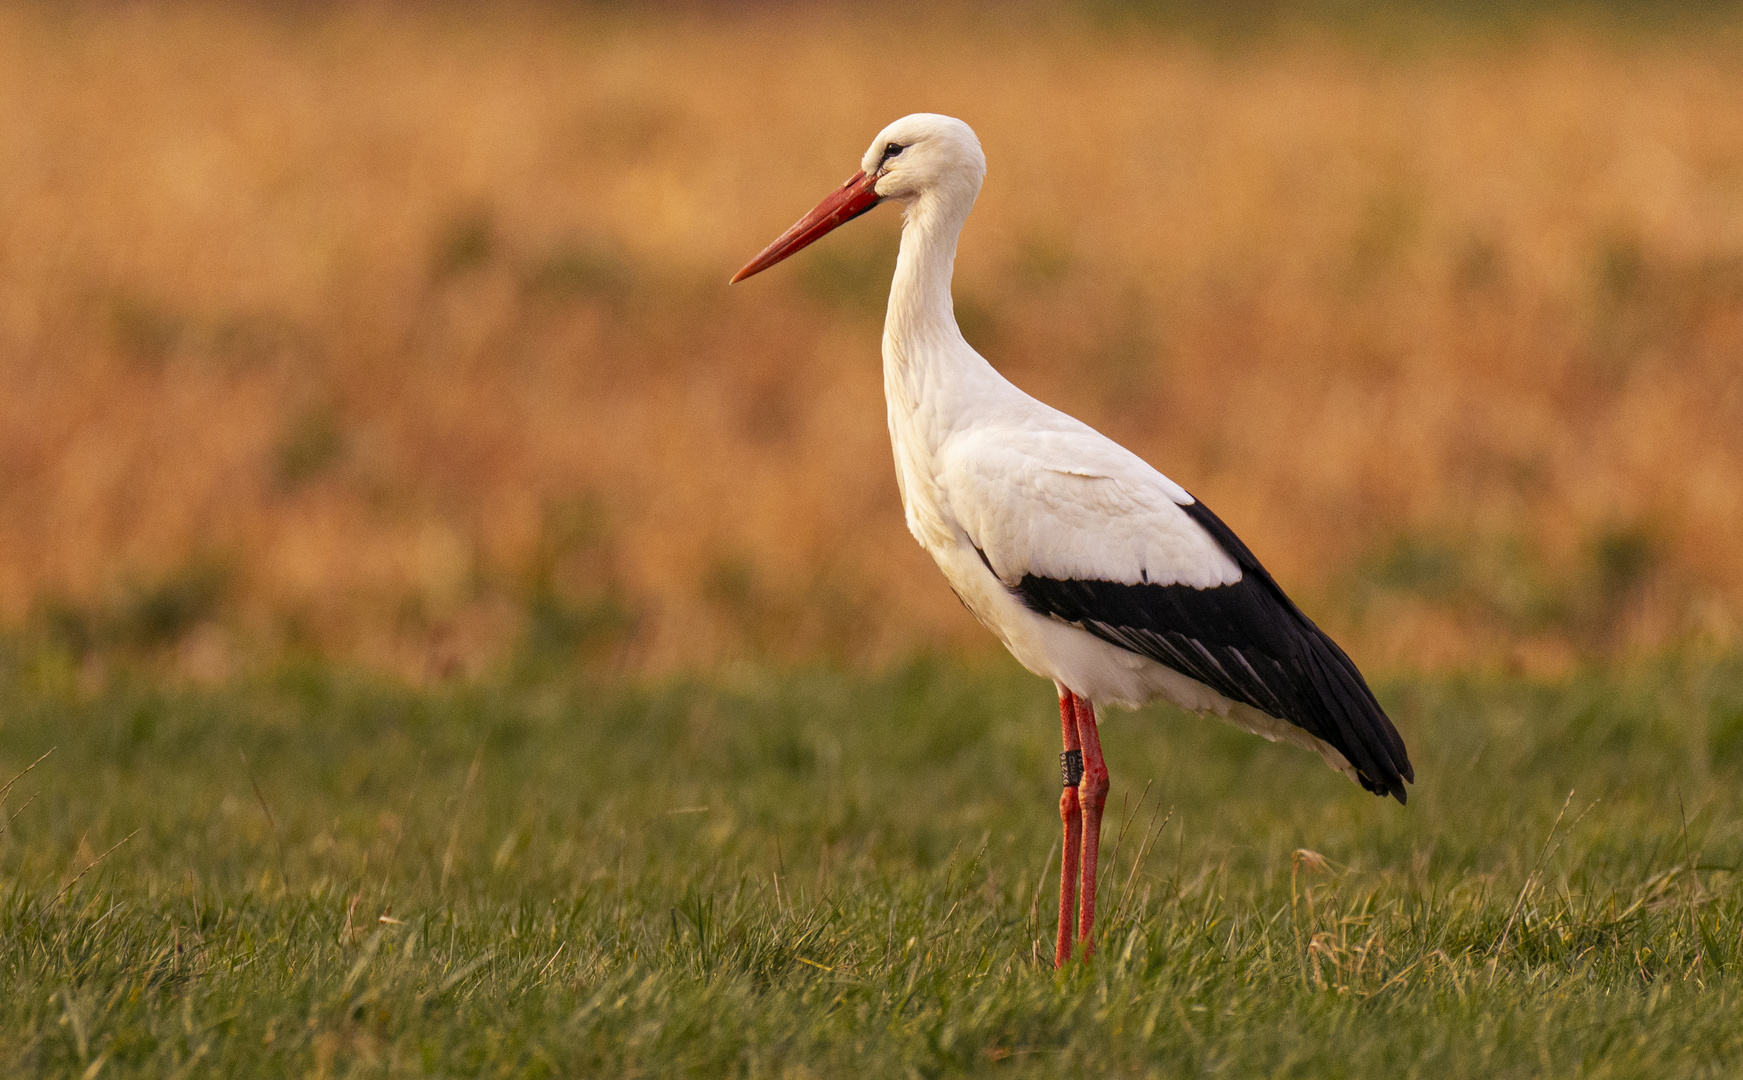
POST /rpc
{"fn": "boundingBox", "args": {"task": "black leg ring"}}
[1061,749,1084,788]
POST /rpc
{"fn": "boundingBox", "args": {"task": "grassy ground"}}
[3,651,1743,1076]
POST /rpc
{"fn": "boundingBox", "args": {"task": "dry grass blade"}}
[6,793,39,832]
[380,748,426,902]
[1109,798,1173,934]
[0,749,54,842]
[1294,849,1333,874]
[934,836,990,939]
[342,926,388,995]
[535,941,567,982]
[0,748,53,806]
[774,834,788,919]
[441,749,483,893]
[1103,780,1150,911]
[240,750,290,890]
[55,829,140,903]
[423,949,495,1001]
[1027,837,1059,966]
[1291,847,1338,985]
[1492,789,1599,966]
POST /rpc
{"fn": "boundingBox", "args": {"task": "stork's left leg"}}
[1055,689,1083,969]
[1073,695,1109,951]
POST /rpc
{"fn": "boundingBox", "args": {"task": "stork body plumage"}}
[733,114,1412,966]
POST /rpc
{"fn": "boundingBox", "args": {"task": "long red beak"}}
[731,170,884,283]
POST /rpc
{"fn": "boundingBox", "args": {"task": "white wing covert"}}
[938,425,1239,591]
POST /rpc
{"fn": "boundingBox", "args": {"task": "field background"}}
[6,2,1743,1076]
[3,2,1743,679]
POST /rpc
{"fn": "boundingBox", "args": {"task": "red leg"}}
[1074,695,1109,953]
[1055,689,1082,968]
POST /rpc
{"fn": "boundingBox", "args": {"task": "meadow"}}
[4,650,1743,1076]
[5,4,1743,1076]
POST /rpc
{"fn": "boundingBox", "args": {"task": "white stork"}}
[732,114,1412,967]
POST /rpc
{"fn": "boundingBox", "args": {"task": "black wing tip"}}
[1368,717,1415,804]
[1356,769,1410,804]
[1353,765,1410,804]
[1343,698,1414,806]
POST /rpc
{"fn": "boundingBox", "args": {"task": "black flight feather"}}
[1003,497,1413,803]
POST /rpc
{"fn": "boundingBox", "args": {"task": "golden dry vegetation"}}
[2,4,1742,678]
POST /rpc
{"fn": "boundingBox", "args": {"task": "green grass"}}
[3,648,1743,1077]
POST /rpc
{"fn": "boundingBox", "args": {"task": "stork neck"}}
[877,184,1003,549]
[885,195,970,355]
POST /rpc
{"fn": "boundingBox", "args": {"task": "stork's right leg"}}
[1055,687,1083,968]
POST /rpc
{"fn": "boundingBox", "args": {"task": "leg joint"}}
[1079,763,1109,803]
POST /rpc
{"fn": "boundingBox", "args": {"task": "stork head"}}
[859,113,986,208]
[731,113,985,283]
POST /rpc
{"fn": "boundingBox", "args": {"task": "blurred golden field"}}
[2,3,1742,679]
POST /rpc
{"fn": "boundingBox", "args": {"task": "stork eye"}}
[881,142,907,163]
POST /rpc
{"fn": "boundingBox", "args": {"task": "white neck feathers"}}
[881,191,1005,418]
